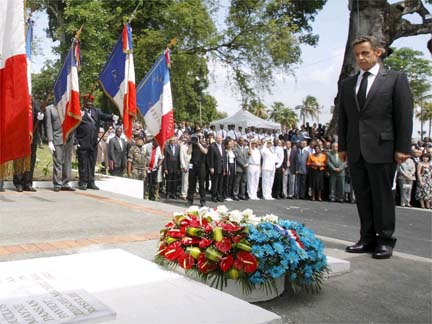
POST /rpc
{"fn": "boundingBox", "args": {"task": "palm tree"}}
[298,95,320,126]
[416,94,432,138]
[277,108,298,129]
[245,99,268,119]
[419,101,432,138]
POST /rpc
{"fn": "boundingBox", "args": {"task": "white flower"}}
[242,209,254,218]
[216,205,229,214]
[246,215,262,226]
[206,208,221,221]
[186,206,200,213]
[263,214,279,223]
[228,210,243,223]
[173,212,184,217]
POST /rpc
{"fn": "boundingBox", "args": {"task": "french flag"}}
[0,0,32,166]
[136,49,175,149]
[99,24,137,139]
[53,35,82,142]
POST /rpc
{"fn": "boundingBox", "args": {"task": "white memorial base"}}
[0,250,281,324]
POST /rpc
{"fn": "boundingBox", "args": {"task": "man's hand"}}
[394,151,410,164]
[210,168,214,175]
[37,112,44,121]
[338,151,347,162]
[48,141,56,154]
[112,115,119,123]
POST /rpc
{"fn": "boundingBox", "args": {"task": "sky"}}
[31,0,432,135]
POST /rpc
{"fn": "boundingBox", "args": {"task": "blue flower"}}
[252,245,264,258]
[249,271,265,284]
[269,266,285,279]
[263,244,275,256]
[272,242,285,255]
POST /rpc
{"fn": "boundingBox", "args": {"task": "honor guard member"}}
[127,133,147,180]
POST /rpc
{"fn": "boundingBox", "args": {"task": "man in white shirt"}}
[260,138,276,200]
[247,139,261,200]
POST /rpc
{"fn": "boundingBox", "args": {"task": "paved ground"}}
[0,188,431,323]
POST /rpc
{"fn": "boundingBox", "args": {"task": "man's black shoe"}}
[53,187,61,192]
[187,200,193,206]
[87,183,100,190]
[61,186,76,191]
[233,196,239,201]
[372,245,393,259]
[200,201,206,207]
[24,186,37,192]
[16,185,24,192]
[218,197,224,202]
[345,241,376,253]
[211,198,218,203]
[78,184,87,190]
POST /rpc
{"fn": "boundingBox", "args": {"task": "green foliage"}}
[243,99,268,119]
[269,102,298,129]
[384,47,432,104]
[298,95,320,125]
[29,0,326,124]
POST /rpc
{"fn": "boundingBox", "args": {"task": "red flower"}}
[178,253,195,269]
[220,222,242,232]
[165,221,175,228]
[197,253,217,273]
[181,236,201,246]
[167,229,183,238]
[219,255,234,272]
[215,238,232,253]
[232,234,244,243]
[164,242,183,261]
[198,237,213,249]
[204,224,213,233]
[233,251,258,273]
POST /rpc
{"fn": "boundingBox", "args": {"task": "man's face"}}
[286,142,291,149]
[354,41,382,71]
[116,128,122,137]
[216,135,222,144]
[85,101,94,109]
[332,143,339,152]
[300,141,307,149]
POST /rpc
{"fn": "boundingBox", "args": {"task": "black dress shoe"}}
[53,187,61,192]
[233,196,239,201]
[16,185,23,192]
[345,241,376,253]
[78,184,87,190]
[61,186,76,191]
[187,200,193,206]
[24,186,37,192]
[218,197,224,202]
[211,198,218,203]
[199,201,206,207]
[372,245,393,259]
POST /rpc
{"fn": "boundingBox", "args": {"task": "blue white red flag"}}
[99,24,136,139]
[0,0,32,166]
[53,35,82,142]
[136,49,175,149]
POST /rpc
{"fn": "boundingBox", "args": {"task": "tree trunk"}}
[428,118,431,139]
[326,0,432,138]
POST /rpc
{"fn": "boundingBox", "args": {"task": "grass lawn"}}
[2,144,79,181]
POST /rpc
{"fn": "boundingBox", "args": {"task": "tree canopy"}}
[29,0,327,125]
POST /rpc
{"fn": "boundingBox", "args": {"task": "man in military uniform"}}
[127,133,146,180]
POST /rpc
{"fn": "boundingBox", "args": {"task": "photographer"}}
[187,133,208,207]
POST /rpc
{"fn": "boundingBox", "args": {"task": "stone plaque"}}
[0,272,116,324]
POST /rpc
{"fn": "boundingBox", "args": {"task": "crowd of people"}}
[95,120,432,210]
[0,97,430,211]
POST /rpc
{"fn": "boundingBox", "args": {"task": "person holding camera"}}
[187,133,208,206]
[208,134,226,202]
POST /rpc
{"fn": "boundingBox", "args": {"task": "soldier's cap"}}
[83,93,95,101]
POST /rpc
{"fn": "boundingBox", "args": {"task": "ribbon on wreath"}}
[273,224,305,250]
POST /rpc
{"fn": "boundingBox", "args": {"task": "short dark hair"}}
[352,35,381,50]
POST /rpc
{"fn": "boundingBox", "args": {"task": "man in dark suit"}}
[75,94,118,190]
[338,35,413,259]
[208,134,226,202]
[108,127,127,176]
[163,136,181,199]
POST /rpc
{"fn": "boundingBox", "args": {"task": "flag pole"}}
[128,2,141,24]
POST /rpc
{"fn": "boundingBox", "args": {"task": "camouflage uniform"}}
[128,145,146,180]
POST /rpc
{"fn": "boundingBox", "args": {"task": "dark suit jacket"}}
[76,108,113,150]
[338,67,413,163]
[285,147,298,174]
[208,143,226,174]
[108,136,127,170]
[163,144,180,172]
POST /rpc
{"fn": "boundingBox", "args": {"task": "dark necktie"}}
[357,71,370,109]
